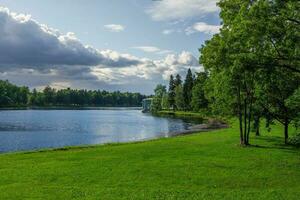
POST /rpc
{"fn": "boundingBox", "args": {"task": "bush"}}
[289,133,300,147]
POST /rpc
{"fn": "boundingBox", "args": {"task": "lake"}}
[0,109,198,153]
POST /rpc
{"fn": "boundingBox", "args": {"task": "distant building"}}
[142,98,153,112]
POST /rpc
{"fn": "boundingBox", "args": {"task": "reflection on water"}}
[0,110,196,153]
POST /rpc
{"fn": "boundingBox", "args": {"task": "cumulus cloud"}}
[0,7,202,94]
[1,50,201,94]
[92,51,202,86]
[132,46,173,55]
[185,22,221,35]
[104,24,125,32]
[132,46,161,53]
[0,7,137,68]
[147,0,219,21]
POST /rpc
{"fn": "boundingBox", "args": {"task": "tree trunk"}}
[255,117,260,136]
[244,98,248,145]
[246,95,253,145]
[237,85,244,145]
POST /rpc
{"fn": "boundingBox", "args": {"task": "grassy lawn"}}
[156,110,207,121]
[0,121,299,200]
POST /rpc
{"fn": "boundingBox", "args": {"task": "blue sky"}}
[0,0,220,94]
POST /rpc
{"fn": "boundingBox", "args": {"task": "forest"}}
[151,0,300,146]
[0,80,146,107]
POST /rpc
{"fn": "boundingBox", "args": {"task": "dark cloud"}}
[0,7,140,68]
[0,7,201,94]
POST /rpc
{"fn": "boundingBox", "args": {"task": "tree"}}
[0,80,147,108]
[183,68,194,110]
[201,0,300,145]
[28,89,38,105]
[286,88,300,130]
[174,74,182,87]
[43,86,56,105]
[0,80,30,107]
[161,92,169,110]
[201,0,263,145]
[258,69,300,143]
[151,84,166,112]
[252,102,264,137]
[175,85,185,111]
[191,72,208,112]
[168,75,176,110]
[201,33,257,145]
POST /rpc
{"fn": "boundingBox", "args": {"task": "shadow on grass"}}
[250,135,299,153]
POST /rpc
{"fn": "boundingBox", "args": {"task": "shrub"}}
[289,133,300,147]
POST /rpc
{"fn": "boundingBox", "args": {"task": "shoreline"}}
[0,119,229,155]
[170,122,229,136]
[0,106,142,110]
[0,110,229,155]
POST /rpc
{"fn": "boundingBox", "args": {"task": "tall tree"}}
[175,85,185,111]
[168,75,176,110]
[174,74,182,87]
[191,72,208,112]
[201,0,299,145]
[183,68,194,110]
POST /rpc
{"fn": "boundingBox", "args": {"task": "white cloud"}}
[0,7,202,94]
[2,50,202,94]
[185,22,221,35]
[132,46,174,55]
[132,46,161,53]
[0,7,139,68]
[92,51,201,85]
[147,0,219,21]
[104,24,125,32]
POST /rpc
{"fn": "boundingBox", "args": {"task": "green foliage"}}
[168,75,176,109]
[175,85,185,111]
[151,84,167,112]
[0,80,146,107]
[200,0,300,145]
[0,80,29,106]
[183,68,194,110]
[174,74,182,87]
[258,69,300,130]
[161,92,169,110]
[289,133,300,147]
[191,72,208,112]
[203,67,236,117]
[286,87,300,127]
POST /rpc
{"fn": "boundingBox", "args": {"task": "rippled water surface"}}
[0,109,195,153]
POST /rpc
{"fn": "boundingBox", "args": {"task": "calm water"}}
[0,109,196,153]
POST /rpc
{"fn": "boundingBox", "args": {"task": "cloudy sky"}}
[0,0,220,94]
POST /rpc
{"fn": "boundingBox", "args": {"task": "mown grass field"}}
[0,120,299,200]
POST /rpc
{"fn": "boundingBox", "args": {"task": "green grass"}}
[156,110,207,120]
[0,121,299,200]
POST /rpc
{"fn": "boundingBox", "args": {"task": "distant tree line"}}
[151,68,209,113]
[0,80,146,107]
[151,0,300,146]
[151,69,209,112]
